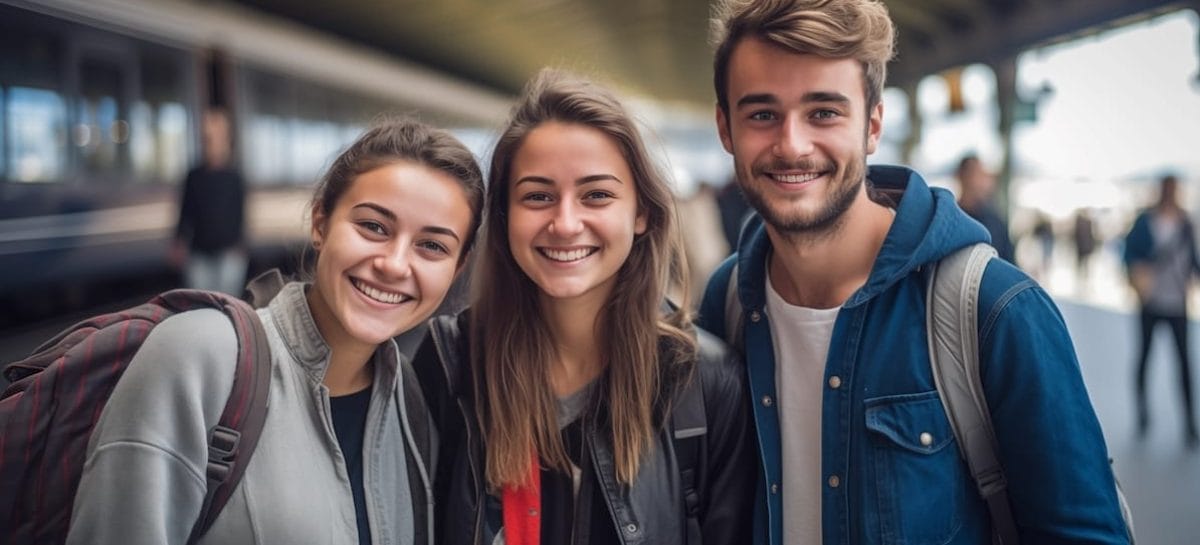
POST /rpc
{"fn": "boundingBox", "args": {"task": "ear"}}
[635,207,648,236]
[865,100,884,155]
[310,202,327,250]
[715,104,734,154]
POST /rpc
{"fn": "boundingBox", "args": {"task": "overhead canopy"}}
[229,0,1195,107]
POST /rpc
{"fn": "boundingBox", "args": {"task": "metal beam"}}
[889,0,1189,87]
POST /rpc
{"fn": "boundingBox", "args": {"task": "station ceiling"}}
[230,0,1193,108]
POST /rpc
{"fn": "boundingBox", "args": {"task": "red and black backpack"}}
[0,289,271,545]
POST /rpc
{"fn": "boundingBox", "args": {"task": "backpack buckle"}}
[976,465,1008,499]
[206,425,242,484]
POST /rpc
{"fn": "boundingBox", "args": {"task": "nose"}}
[548,201,584,237]
[774,113,814,159]
[376,242,413,279]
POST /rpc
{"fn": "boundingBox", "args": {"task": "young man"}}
[698,1,1131,544]
[1124,174,1200,448]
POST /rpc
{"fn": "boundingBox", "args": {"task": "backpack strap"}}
[183,292,272,543]
[672,370,707,545]
[719,262,744,353]
[926,243,1017,545]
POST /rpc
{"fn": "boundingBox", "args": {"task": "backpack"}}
[0,289,272,545]
[717,242,1135,545]
[671,360,706,545]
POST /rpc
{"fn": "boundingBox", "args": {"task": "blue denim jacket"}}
[699,166,1130,545]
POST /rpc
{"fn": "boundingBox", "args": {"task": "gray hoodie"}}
[67,282,435,545]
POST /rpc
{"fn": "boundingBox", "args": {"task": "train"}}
[0,0,512,327]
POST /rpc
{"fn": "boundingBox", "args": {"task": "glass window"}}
[76,57,128,181]
[7,86,67,183]
[132,50,192,184]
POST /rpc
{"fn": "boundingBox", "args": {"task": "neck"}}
[540,292,606,397]
[765,187,893,309]
[324,347,376,396]
[305,288,377,396]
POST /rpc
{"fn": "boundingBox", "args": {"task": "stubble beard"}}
[737,153,867,238]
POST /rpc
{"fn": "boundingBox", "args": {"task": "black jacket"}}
[411,312,755,545]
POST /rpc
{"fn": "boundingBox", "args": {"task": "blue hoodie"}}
[699,165,1129,545]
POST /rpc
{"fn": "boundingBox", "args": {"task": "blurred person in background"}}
[1073,208,1098,288]
[717,174,753,251]
[678,180,731,301]
[955,154,1014,263]
[170,107,248,295]
[1123,173,1200,448]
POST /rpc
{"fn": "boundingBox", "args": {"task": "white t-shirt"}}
[765,273,840,545]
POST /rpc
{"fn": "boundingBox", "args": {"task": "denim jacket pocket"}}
[865,391,965,545]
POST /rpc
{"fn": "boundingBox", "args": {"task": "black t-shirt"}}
[331,387,373,545]
[176,165,245,254]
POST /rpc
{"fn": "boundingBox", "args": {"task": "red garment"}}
[501,460,541,545]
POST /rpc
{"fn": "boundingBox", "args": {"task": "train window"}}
[6,87,67,183]
[75,57,129,181]
[247,113,288,184]
[131,52,192,184]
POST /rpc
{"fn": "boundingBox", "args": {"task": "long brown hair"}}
[472,68,696,488]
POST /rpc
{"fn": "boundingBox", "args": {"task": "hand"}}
[1130,265,1153,301]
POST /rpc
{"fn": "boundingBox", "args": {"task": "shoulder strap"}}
[926,243,1018,545]
[724,263,743,352]
[672,369,707,545]
[185,292,272,543]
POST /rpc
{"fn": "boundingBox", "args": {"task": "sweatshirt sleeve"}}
[978,278,1130,544]
[66,309,241,545]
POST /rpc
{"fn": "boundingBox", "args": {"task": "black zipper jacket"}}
[411,312,755,545]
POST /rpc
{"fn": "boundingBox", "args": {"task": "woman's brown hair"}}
[472,68,696,488]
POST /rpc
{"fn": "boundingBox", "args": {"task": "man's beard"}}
[737,154,867,236]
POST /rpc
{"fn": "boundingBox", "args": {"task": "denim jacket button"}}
[828,375,842,389]
[920,432,933,446]
[749,310,762,322]
[625,523,638,534]
[770,483,779,494]
[828,475,841,488]
[761,395,774,407]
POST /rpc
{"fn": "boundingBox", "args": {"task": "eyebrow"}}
[514,174,624,186]
[735,91,851,109]
[352,202,462,242]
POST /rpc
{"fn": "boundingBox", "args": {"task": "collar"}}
[266,281,401,388]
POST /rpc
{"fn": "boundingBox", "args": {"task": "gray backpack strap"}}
[926,242,1019,545]
[724,263,744,352]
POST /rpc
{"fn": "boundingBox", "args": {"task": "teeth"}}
[773,172,821,183]
[542,248,595,262]
[352,279,409,304]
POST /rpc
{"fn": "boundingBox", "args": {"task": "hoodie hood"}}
[735,164,990,310]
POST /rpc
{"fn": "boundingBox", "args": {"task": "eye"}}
[748,110,776,122]
[417,240,451,255]
[357,220,387,236]
[811,108,841,121]
[519,191,555,206]
[583,190,615,201]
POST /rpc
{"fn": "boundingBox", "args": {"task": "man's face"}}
[716,38,882,235]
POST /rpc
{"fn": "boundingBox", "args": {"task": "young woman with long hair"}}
[414,69,753,545]
[67,118,485,545]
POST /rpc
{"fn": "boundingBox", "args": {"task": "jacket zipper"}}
[430,325,485,544]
